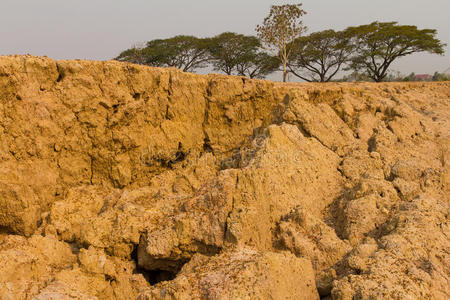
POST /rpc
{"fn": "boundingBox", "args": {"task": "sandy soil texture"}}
[0,55,449,299]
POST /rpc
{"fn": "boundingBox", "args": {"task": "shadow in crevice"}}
[56,64,65,83]
[157,142,188,169]
[203,137,214,154]
[143,269,178,285]
[130,246,179,286]
[0,225,13,235]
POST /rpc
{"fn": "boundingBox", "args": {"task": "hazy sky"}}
[1,0,449,76]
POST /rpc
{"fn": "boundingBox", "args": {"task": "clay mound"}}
[0,55,449,299]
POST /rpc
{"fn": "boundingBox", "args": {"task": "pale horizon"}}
[1,0,449,77]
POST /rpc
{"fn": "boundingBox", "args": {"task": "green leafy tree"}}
[115,44,148,65]
[116,35,210,72]
[346,22,446,82]
[288,29,354,82]
[256,3,307,82]
[208,32,260,75]
[208,32,279,78]
[235,52,280,79]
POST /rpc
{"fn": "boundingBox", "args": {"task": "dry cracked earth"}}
[0,55,449,299]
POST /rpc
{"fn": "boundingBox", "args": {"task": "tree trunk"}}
[374,74,384,82]
[282,61,287,82]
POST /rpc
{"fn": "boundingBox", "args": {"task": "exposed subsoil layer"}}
[0,55,449,299]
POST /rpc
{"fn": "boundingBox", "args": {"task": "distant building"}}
[415,74,431,81]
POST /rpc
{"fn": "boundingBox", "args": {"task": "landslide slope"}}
[0,55,449,299]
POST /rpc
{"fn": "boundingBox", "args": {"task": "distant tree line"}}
[116,3,446,83]
[337,71,449,82]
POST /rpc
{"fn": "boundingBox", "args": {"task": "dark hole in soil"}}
[0,226,12,235]
[130,247,178,285]
[145,270,177,285]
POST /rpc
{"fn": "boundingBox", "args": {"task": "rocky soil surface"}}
[0,55,449,299]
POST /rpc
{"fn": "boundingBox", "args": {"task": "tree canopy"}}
[256,3,307,82]
[345,22,446,82]
[207,32,279,78]
[288,29,353,82]
[208,32,260,75]
[116,35,210,72]
[115,44,148,65]
[235,52,280,79]
[115,18,445,83]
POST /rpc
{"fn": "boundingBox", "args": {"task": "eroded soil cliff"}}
[0,55,449,299]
